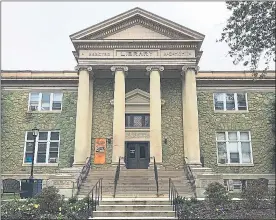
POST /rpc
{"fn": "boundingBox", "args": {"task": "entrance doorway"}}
[125,142,149,169]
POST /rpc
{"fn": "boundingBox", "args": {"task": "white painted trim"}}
[23,131,60,165]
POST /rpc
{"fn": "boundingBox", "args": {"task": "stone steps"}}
[89,198,177,219]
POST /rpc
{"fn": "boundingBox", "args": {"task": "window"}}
[224,179,247,192]
[216,131,252,164]
[125,114,150,128]
[28,92,63,111]
[24,131,60,164]
[214,93,247,111]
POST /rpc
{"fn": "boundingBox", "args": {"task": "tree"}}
[219,1,275,76]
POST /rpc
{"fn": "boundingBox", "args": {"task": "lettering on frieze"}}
[116,50,159,57]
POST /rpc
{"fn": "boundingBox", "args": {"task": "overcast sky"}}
[2,2,274,71]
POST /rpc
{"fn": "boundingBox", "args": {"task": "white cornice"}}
[70,7,205,40]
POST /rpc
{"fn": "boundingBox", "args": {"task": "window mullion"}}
[50,93,53,111]
[46,131,50,163]
[223,93,226,111]
[234,93,238,110]
[38,93,42,111]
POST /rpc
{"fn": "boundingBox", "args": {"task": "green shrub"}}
[242,178,269,209]
[35,186,63,214]
[204,182,229,206]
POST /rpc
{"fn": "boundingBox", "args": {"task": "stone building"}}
[1,7,275,197]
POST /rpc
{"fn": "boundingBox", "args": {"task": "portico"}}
[71,7,205,168]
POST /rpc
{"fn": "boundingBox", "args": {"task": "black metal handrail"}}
[87,178,103,219]
[153,156,159,196]
[113,157,121,198]
[183,157,196,193]
[76,156,92,194]
[169,178,180,218]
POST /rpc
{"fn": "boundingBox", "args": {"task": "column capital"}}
[181,66,199,75]
[111,66,128,73]
[75,65,93,72]
[146,66,164,73]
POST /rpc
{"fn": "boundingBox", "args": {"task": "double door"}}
[126,142,149,169]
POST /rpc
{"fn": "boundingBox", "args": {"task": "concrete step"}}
[97,204,173,211]
[93,210,175,217]
[100,198,171,205]
[90,217,177,220]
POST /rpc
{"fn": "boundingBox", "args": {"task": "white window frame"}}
[23,131,60,164]
[224,179,247,192]
[28,92,63,112]
[213,93,248,111]
[216,131,253,165]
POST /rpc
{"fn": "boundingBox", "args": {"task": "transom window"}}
[214,93,248,111]
[125,114,150,128]
[24,131,60,164]
[216,131,252,164]
[28,92,63,111]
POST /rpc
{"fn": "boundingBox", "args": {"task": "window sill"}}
[125,128,150,132]
[26,111,62,114]
[22,163,59,167]
[214,110,248,114]
[217,163,254,167]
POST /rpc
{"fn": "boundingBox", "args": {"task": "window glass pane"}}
[41,93,51,110]
[241,142,251,163]
[145,115,150,127]
[129,146,135,158]
[228,142,238,152]
[37,142,47,152]
[37,154,46,163]
[27,132,34,141]
[50,132,59,141]
[50,142,59,151]
[53,93,62,101]
[49,152,58,159]
[29,93,39,111]
[52,93,62,110]
[226,93,235,110]
[140,146,146,158]
[24,153,33,163]
[214,93,224,110]
[39,132,48,140]
[216,132,226,141]
[228,132,238,140]
[230,153,240,163]
[240,132,249,140]
[26,142,34,152]
[217,142,228,164]
[133,115,143,127]
[125,115,131,127]
[237,93,247,110]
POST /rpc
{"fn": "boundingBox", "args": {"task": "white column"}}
[73,65,93,166]
[111,66,128,164]
[182,66,201,165]
[146,66,164,164]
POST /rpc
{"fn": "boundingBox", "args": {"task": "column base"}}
[73,163,86,168]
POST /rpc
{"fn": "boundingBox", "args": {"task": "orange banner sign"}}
[94,138,106,164]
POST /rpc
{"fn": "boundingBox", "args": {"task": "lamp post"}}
[29,127,39,197]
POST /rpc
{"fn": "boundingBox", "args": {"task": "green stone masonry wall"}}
[1,90,77,174]
[197,91,275,174]
[161,79,184,168]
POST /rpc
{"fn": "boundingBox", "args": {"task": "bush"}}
[175,196,200,219]
[204,182,229,206]
[35,186,64,214]
[242,178,269,209]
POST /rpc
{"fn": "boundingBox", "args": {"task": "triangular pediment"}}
[110,88,165,105]
[70,7,204,41]
[104,24,171,40]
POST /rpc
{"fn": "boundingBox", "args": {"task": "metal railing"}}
[183,157,196,194]
[87,178,103,219]
[169,178,180,218]
[76,157,92,194]
[113,157,121,198]
[153,156,159,196]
